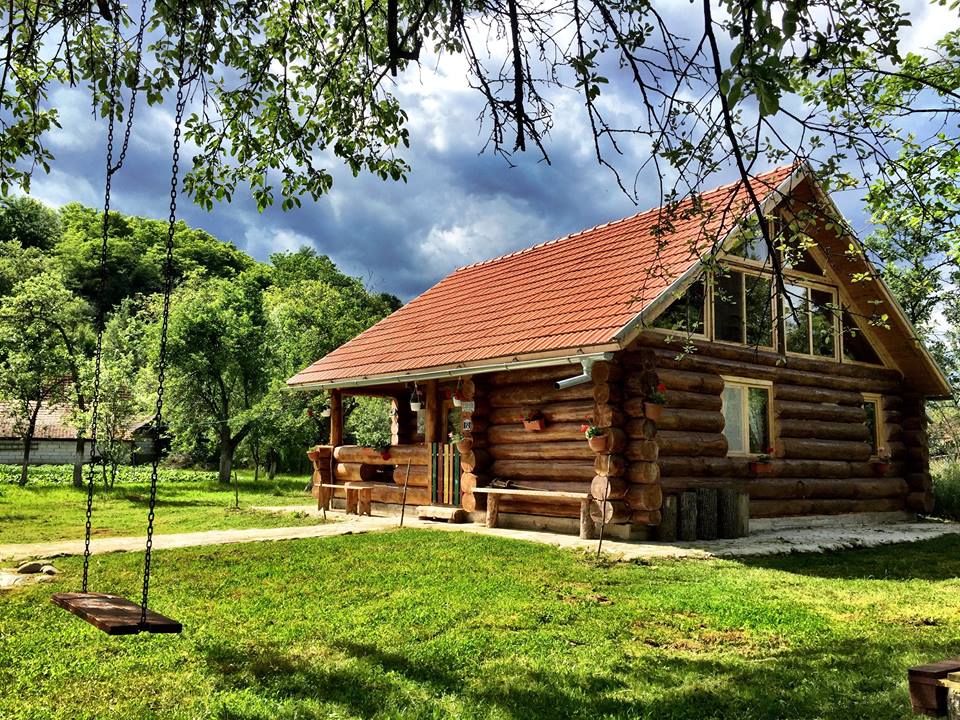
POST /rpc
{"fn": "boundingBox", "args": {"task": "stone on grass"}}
[40,565,58,576]
[16,561,44,574]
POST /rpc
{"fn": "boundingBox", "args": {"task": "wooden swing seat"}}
[52,592,182,635]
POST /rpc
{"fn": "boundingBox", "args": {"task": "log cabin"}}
[287,163,950,538]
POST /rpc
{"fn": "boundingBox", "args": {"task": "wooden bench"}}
[314,482,373,516]
[908,657,960,715]
[472,487,595,539]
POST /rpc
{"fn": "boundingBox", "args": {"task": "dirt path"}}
[3,508,958,567]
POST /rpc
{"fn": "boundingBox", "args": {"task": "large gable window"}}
[722,378,772,456]
[651,280,705,336]
[841,308,882,364]
[782,284,837,358]
[713,270,773,348]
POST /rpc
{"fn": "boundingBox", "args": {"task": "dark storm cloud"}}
[27,0,949,301]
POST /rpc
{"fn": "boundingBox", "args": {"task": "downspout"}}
[554,355,611,389]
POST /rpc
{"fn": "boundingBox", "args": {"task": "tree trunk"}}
[267,450,277,481]
[73,436,85,488]
[19,406,40,487]
[218,440,234,485]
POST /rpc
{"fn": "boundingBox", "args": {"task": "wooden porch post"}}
[424,380,441,444]
[329,389,344,447]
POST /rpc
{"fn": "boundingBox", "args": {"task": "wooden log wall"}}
[627,331,919,518]
[457,377,493,512]
[900,394,934,514]
[330,444,433,506]
[598,351,662,526]
[478,364,600,519]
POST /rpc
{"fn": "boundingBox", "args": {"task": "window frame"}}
[720,376,774,458]
[711,267,777,351]
[647,277,711,341]
[780,280,840,362]
[861,392,885,459]
[839,307,884,367]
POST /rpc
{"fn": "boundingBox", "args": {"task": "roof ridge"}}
[452,164,795,273]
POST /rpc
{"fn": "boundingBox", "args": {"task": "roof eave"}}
[286,345,620,390]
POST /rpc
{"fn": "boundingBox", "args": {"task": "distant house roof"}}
[287,163,950,397]
[288,165,796,389]
[0,403,151,441]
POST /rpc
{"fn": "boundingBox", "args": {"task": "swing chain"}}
[140,25,188,628]
[82,1,123,593]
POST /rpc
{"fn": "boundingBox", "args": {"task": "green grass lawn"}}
[2,530,959,719]
[0,471,321,545]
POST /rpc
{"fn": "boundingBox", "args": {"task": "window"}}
[782,284,838,358]
[651,280,705,335]
[721,379,772,456]
[712,271,774,348]
[862,394,884,457]
[777,231,824,276]
[728,231,769,263]
[841,309,882,364]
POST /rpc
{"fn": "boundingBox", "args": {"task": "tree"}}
[0,196,60,250]
[0,272,84,485]
[241,250,398,477]
[162,271,272,484]
[97,298,150,487]
[0,0,952,242]
[0,240,46,296]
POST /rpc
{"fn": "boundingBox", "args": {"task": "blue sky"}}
[26,1,958,301]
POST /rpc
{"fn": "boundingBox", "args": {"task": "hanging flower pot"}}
[581,419,607,452]
[870,460,890,476]
[643,402,663,422]
[449,431,471,453]
[410,400,422,412]
[588,434,608,453]
[749,448,775,475]
[452,394,464,408]
[520,408,544,431]
[644,383,667,422]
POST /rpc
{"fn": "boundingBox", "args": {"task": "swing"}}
[51,2,191,636]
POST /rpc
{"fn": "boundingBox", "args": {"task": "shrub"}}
[932,461,960,521]
[0,464,219,486]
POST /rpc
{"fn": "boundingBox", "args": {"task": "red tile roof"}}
[0,403,150,440]
[288,165,797,387]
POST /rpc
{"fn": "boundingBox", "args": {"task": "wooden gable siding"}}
[626,331,931,518]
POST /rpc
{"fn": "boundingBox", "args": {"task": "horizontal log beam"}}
[489,441,593,461]
[778,419,871,442]
[487,422,584,444]
[655,407,725,433]
[775,400,866,423]
[657,431,727,457]
[750,497,905,517]
[490,459,595,482]
[778,437,872,462]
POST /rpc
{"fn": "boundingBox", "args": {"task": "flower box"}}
[749,461,773,475]
[523,418,545,432]
[643,402,663,422]
[872,461,891,475]
[587,434,608,453]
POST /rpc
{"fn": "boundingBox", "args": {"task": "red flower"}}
[580,424,589,433]
[657,383,667,393]
[307,408,314,417]
[766,446,774,454]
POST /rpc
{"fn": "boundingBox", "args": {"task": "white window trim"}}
[720,376,774,458]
